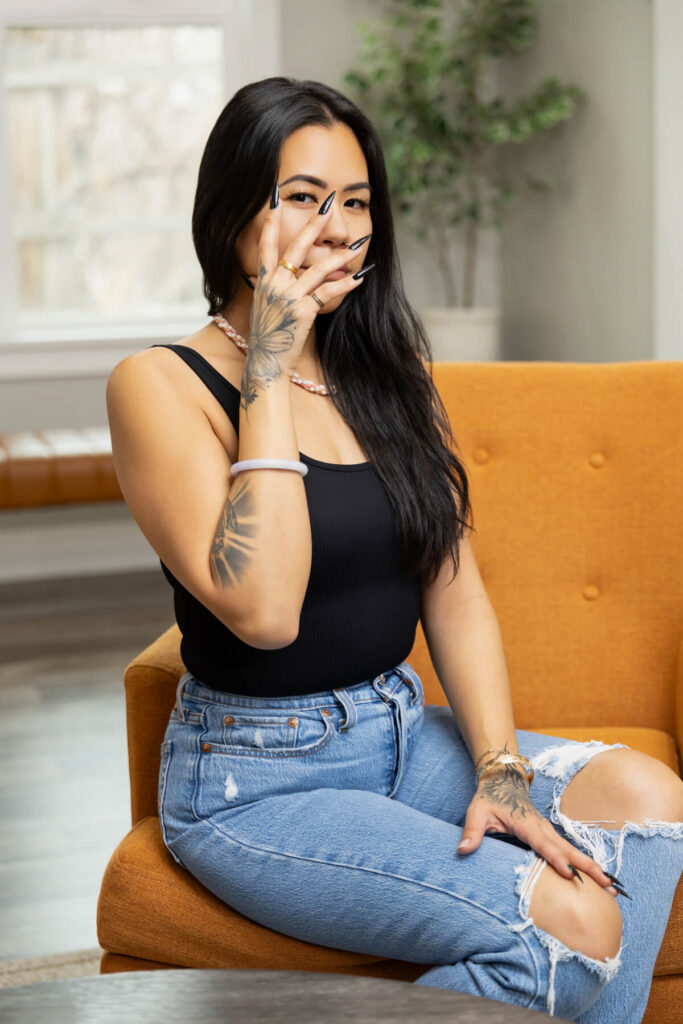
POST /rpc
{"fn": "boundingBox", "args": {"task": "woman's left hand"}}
[457,763,620,894]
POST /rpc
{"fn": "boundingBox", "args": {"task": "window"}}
[5,24,223,329]
[0,0,279,361]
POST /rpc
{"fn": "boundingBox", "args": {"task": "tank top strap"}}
[149,343,241,435]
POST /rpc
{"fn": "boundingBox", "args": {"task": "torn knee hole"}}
[511,849,623,1017]
[526,861,622,962]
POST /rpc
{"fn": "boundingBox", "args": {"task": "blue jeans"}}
[158,661,683,1021]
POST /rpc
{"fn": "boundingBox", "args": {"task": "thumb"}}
[457,815,485,856]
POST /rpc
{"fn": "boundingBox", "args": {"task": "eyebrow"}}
[280,174,372,195]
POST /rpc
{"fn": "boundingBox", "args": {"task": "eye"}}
[287,191,370,210]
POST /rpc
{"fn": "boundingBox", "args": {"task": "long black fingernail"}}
[270,180,279,208]
[568,864,584,883]
[613,884,632,900]
[319,190,336,215]
[352,262,375,280]
[349,233,372,251]
[604,871,624,887]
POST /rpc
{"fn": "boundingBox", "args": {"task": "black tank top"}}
[149,343,421,697]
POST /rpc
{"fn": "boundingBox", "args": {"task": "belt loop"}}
[175,672,191,722]
[332,687,358,731]
[395,664,419,705]
[372,671,389,701]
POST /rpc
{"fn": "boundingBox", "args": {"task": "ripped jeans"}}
[158,661,683,1022]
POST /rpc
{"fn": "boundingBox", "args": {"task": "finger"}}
[569,848,623,894]
[549,830,621,891]
[457,813,487,855]
[299,267,368,310]
[292,251,367,298]
[278,198,336,273]
[529,828,621,895]
[258,198,283,277]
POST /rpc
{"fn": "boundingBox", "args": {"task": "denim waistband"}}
[174,661,417,730]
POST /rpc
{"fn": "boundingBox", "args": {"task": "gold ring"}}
[278,258,298,275]
[311,292,324,308]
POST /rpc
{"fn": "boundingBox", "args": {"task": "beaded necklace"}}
[211,313,337,396]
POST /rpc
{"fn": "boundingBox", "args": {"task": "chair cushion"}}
[96,816,424,981]
[98,807,682,979]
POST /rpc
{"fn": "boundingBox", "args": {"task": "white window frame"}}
[0,0,281,380]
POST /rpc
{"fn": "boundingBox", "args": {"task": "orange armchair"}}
[97,360,683,1023]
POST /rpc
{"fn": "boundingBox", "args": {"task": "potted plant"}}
[343,0,586,361]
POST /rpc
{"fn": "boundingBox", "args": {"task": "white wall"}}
[498,0,653,362]
[653,0,683,360]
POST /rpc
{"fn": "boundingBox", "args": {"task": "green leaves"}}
[343,0,586,306]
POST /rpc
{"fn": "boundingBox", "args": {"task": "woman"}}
[106,78,683,1021]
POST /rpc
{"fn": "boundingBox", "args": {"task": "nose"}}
[318,196,352,244]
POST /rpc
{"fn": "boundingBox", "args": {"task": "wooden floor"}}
[0,569,174,962]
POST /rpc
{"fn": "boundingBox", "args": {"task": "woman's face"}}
[235,121,373,315]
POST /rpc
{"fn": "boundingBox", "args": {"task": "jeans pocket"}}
[195,708,336,818]
[207,706,334,758]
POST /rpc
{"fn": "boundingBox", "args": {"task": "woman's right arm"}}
[106,190,367,648]
[106,348,310,650]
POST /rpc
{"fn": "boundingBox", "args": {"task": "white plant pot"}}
[420,306,502,362]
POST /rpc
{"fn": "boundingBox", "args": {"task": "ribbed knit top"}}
[149,343,421,696]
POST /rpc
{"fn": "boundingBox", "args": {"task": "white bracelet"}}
[230,458,308,477]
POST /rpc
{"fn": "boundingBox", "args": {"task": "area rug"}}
[0,948,102,988]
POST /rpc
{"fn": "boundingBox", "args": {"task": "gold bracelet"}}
[474,748,504,772]
[476,752,534,786]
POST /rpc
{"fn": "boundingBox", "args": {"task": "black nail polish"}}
[604,871,624,887]
[270,180,279,209]
[319,190,335,215]
[568,864,584,883]
[613,884,632,900]
[352,262,375,280]
[349,233,372,251]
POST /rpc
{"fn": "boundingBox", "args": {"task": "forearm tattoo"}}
[210,476,258,587]
[478,763,545,823]
[241,262,298,414]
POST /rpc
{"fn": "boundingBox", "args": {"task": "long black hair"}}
[192,77,474,587]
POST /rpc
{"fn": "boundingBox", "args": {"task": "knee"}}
[528,860,623,962]
[561,748,683,825]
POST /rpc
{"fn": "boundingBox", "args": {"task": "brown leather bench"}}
[0,428,121,508]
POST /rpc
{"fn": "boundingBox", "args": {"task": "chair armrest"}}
[675,634,683,777]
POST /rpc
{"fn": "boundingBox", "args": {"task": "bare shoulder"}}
[109,321,229,385]
[108,323,241,455]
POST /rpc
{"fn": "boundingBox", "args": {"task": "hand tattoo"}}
[241,262,298,414]
[478,763,544,823]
